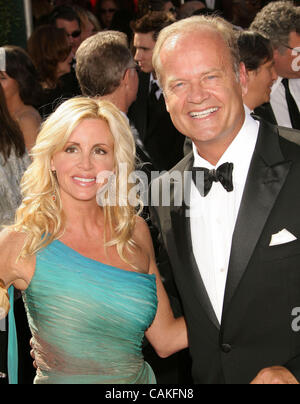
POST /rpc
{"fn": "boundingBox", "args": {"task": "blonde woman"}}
[73,6,102,42]
[0,97,188,384]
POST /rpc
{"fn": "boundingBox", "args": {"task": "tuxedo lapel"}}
[254,103,278,126]
[222,120,292,318]
[169,154,220,330]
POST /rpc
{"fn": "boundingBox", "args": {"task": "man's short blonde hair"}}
[152,15,241,87]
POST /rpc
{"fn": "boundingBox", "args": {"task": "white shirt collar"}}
[149,73,163,99]
[206,0,216,9]
[150,72,159,86]
[244,104,253,115]
[271,76,284,95]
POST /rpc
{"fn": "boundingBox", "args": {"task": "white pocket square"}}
[269,229,297,246]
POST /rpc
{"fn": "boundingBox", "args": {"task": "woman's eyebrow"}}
[65,142,109,147]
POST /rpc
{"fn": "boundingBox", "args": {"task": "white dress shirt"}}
[205,0,216,9]
[271,77,300,128]
[190,109,259,323]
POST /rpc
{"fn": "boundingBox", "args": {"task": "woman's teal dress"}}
[22,240,158,384]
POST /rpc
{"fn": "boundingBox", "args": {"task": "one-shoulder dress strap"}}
[8,286,18,384]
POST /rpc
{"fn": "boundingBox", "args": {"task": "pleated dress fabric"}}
[23,240,158,384]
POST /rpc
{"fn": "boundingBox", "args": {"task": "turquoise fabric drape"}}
[22,240,158,384]
[8,286,18,384]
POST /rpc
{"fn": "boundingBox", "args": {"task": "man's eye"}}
[173,82,184,90]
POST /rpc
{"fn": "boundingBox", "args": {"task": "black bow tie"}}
[192,162,234,197]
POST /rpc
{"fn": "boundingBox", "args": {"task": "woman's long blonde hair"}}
[13,97,141,263]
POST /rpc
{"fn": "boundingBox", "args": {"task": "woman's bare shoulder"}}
[133,216,155,257]
[16,106,41,123]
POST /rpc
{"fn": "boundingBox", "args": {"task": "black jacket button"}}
[221,344,232,353]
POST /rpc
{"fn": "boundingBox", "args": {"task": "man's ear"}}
[239,62,248,97]
[122,68,130,88]
[273,48,281,61]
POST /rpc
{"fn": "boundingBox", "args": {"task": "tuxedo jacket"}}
[150,119,300,384]
[128,72,185,171]
[255,103,278,126]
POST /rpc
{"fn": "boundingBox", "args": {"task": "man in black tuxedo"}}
[150,15,300,384]
[129,11,185,171]
[250,1,300,129]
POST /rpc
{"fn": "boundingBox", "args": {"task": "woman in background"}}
[0,84,31,226]
[0,83,32,385]
[73,6,102,41]
[28,25,81,120]
[96,0,120,29]
[0,46,42,152]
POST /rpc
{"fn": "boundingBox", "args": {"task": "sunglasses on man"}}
[100,8,116,14]
[66,30,81,39]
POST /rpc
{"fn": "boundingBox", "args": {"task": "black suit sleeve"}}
[149,205,184,318]
[285,355,300,382]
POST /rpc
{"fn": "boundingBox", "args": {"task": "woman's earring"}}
[51,170,57,202]
[52,191,57,203]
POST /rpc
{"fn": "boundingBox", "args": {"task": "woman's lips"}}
[72,176,96,186]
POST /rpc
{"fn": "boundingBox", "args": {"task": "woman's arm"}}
[0,230,19,318]
[135,217,189,358]
[0,229,34,291]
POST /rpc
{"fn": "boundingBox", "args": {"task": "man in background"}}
[50,5,83,57]
[251,1,300,129]
[129,11,185,171]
